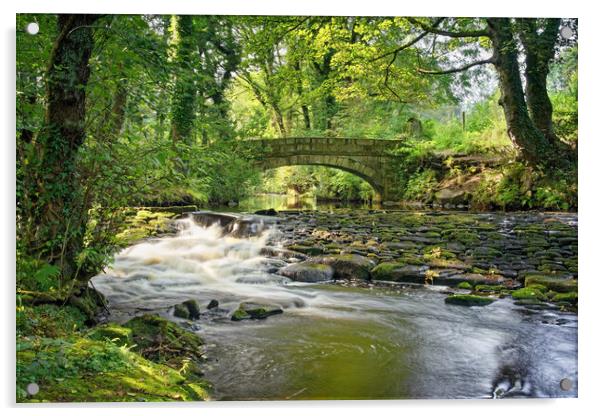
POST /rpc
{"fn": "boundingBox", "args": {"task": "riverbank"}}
[16,208,212,403]
[16,304,211,402]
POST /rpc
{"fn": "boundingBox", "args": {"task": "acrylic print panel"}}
[16,14,578,402]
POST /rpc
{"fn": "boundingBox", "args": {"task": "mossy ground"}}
[16,305,210,403]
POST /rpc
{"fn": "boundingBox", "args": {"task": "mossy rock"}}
[123,314,204,364]
[371,262,428,283]
[173,303,191,319]
[286,244,326,256]
[525,283,548,292]
[511,287,547,301]
[173,299,201,320]
[457,281,473,290]
[474,284,506,293]
[315,254,376,280]
[445,294,496,307]
[86,323,133,347]
[524,275,577,293]
[115,209,175,246]
[231,303,283,321]
[279,261,334,282]
[551,291,578,304]
[231,309,251,321]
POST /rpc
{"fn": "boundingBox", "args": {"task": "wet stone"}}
[279,261,334,283]
[231,303,283,321]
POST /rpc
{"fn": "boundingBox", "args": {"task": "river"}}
[92,198,578,400]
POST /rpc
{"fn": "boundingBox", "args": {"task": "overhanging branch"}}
[371,17,445,62]
[418,57,494,75]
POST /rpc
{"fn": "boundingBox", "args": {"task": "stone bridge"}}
[243,137,407,202]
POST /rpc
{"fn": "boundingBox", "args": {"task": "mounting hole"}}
[25,22,39,35]
[26,382,39,396]
[560,26,573,40]
[560,378,572,391]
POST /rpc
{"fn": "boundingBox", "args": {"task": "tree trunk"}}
[170,15,197,145]
[30,14,100,281]
[517,18,560,143]
[293,61,311,130]
[101,74,128,140]
[311,48,337,132]
[487,18,556,166]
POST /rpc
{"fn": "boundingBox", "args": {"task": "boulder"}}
[173,299,201,320]
[434,188,467,205]
[207,299,219,310]
[315,254,376,280]
[182,299,201,320]
[524,275,577,293]
[371,262,428,283]
[279,261,334,282]
[173,303,190,319]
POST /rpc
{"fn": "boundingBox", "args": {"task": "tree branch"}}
[406,17,489,38]
[418,57,494,75]
[371,17,446,62]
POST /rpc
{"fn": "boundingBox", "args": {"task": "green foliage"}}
[419,94,513,155]
[16,257,61,292]
[549,46,578,144]
[16,305,86,338]
[314,169,375,201]
[470,162,576,211]
[403,169,439,201]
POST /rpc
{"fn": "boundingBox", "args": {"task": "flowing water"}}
[92,211,578,400]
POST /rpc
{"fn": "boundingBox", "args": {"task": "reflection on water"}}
[226,193,375,212]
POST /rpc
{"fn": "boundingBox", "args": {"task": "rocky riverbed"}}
[248,209,578,311]
[92,208,578,400]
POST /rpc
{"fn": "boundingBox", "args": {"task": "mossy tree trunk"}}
[170,15,197,146]
[487,18,558,166]
[517,18,561,143]
[28,14,101,283]
[311,47,337,132]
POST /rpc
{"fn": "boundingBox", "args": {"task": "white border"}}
[2,1,601,416]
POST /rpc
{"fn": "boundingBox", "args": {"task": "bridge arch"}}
[258,155,385,202]
[244,137,406,202]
